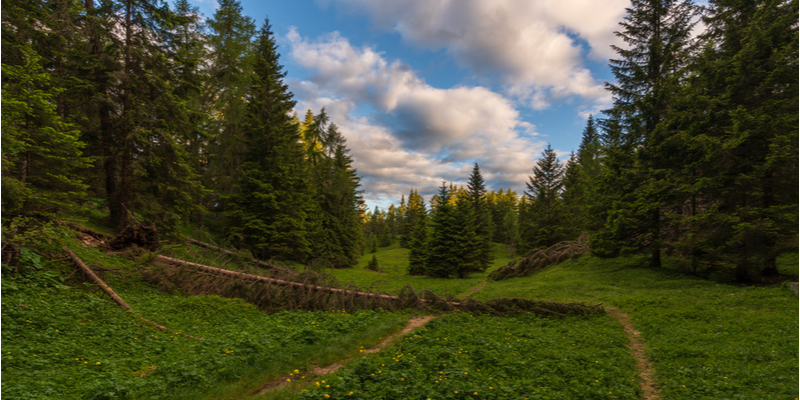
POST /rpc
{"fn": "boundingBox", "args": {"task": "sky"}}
[189,0,631,210]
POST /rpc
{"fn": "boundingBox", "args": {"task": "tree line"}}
[2,0,364,266]
[374,0,797,282]
[2,0,796,282]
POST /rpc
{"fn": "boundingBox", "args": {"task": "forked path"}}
[607,308,661,400]
[254,316,435,395]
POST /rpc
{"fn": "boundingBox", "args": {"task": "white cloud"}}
[287,28,550,203]
[326,0,626,109]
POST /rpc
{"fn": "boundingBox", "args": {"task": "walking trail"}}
[254,316,434,395]
[607,308,661,400]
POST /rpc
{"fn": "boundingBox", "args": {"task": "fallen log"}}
[66,248,133,311]
[154,255,604,317]
[65,248,199,338]
[184,238,291,272]
[156,255,408,305]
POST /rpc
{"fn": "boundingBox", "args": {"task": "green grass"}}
[776,252,799,277]
[5,221,796,400]
[289,312,640,399]
[1,238,409,400]
[327,240,513,298]
[472,255,799,399]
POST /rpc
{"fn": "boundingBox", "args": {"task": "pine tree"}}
[594,0,698,266]
[224,18,311,261]
[1,36,89,213]
[366,254,379,271]
[519,144,565,252]
[406,205,428,275]
[424,183,460,278]
[465,163,493,271]
[204,0,256,217]
[665,0,798,280]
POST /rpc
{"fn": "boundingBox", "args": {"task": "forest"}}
[3,0,796,282]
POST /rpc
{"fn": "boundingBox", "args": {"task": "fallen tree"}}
[152,255,603,317]
[65,248,200,339]
[489,235,590,281]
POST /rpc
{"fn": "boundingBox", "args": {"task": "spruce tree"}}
[519,144,565,252]
[594,0,698,266]
[666,0,798,280]
[225,18,311,261]
[466,163,494,271]
[424,183,460,278]
[406,205,428,275]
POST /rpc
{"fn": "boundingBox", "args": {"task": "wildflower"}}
[96,362,101,365]
[474,392,478,395]
[348,392,353,396]
[287,379,291,382]
[326,385,330,388]
[324,395,330,399]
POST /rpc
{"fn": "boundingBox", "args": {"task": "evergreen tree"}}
[466,163,494,271]
[424,183,460,278]
[366,254,379,271]
[204,0,256,217]
[1,37,89,213]
[224,18,310,261]
[519,144,565,252]
[379,224,392,247]
[665,0,798,280]
[406,211,428,275]
[594,0,698,266]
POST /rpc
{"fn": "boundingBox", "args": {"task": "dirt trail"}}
[467,280,487,295]
[607,308,660,400]
[254,316,434,395]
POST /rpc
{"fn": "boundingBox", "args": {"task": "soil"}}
[254,316,434,395]
[607,308,660,400]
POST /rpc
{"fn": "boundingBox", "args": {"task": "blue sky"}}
[189,0,631,210]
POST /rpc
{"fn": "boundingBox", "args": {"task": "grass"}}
[472,254,799,399]
[1,235,409,400]
[326,239,513,298]
[289,312,640,399]
[4,219,796,400]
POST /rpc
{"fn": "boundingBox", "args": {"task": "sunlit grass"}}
[472,254,799,399]
[327,238,513,298]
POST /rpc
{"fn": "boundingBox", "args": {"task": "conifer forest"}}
[4,0,796,281]
[1,0,798,398]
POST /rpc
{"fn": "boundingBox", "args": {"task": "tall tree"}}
[465,163,493,272]
[224,18,311,261]
[424,183,461,278]
[594,0,698,266]
[519,144,565,252]
[203,0,256,218]
[665,0,798,280]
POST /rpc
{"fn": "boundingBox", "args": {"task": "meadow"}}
[2,226,797,400]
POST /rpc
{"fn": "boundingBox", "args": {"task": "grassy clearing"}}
[326,240,513,298]
[286,312,640,399]
[1,239,408,400]
[472,254,799,399]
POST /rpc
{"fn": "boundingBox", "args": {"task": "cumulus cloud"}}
[324,0,626,109]
[287,28,550,203]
